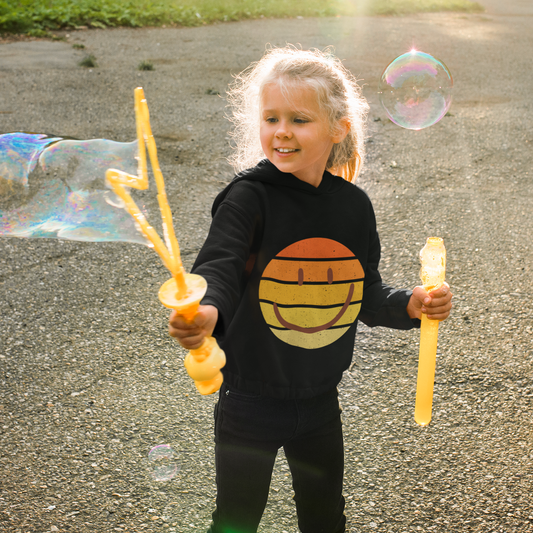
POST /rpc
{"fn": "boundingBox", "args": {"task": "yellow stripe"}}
[261,302,361,329]
[272,327,350,349]
[259,280,363,307]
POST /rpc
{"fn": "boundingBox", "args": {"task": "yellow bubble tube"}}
[105,87,225,395]
[414,237,446,426]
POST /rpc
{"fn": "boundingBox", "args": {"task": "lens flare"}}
[378,50,453,130]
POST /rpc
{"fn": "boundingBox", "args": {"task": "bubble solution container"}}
[414,237,446,426]
[159,275,225,395]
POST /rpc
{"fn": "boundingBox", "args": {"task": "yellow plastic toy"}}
[414,237,446,426]
[106,87,225,395]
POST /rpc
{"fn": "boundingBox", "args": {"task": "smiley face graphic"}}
[259,238,364,349]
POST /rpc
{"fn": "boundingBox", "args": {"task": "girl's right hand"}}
[168,304,218,350]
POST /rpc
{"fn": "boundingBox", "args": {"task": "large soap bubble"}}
[0,132,150,245]
[378,50,453,130]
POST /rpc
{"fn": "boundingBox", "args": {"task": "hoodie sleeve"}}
[191,180,264,336]
[357,199,420,330]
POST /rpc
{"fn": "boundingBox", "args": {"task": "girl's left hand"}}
[407,282,453,321]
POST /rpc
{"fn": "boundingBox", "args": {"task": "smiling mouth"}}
[275,148,298,153]
[272,283,355,334]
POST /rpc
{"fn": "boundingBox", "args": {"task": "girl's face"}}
[260,82,345,188]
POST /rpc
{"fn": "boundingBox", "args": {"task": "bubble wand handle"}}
[106,87,225,395]
[414,237,446,426]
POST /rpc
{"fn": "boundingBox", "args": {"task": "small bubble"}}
[148,444,179,481]
[163,501,182,524]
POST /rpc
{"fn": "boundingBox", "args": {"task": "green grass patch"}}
[78,54,97,67]
[0,0,484,36]
[138,60,155,71]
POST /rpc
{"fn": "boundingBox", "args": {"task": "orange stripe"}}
[277,238,355,259]
[262,259,364,283]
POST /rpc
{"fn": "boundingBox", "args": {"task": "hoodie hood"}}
[212,159,345,216]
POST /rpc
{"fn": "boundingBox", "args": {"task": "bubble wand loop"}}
[414,237,446,426]
[106,87,225,395]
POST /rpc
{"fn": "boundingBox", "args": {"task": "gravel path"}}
[1,1,532,532]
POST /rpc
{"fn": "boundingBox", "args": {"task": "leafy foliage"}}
[0,0,484,36]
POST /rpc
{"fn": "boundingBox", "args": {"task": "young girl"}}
[169,46,452,533]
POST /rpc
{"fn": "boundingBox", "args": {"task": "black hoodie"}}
[192,160,418,399]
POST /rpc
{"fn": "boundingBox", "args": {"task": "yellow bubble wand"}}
[414,237,446,426]
[105,87,225,395]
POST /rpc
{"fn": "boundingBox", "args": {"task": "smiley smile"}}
[272,283,355,334]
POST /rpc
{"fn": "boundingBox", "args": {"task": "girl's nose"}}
[275,120,292,139]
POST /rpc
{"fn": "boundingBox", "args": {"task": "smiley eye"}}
[327,268,333,284]
[298,268,304,286]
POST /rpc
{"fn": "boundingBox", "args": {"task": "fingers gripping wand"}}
[414,237,446,426]
[105,87,225,395]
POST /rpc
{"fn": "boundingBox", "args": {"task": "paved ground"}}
[1,1,532,532]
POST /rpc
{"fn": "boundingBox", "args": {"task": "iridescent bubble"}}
[378,50,453,130]
[148,444,179,482]
[162,501,181,526]
[0,132,150,245]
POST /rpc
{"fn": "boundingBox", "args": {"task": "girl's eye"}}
[265,117,278,123]
[294,117,308,124]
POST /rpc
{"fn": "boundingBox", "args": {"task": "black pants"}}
[208,383,346,533]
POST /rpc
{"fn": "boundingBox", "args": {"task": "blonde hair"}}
[226,45,369,183]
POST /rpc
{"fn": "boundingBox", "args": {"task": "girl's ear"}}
[332,117,350,144]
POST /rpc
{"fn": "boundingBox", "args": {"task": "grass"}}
[78,54,97,67]
[0,0,484,37]
[138,60,155,71]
